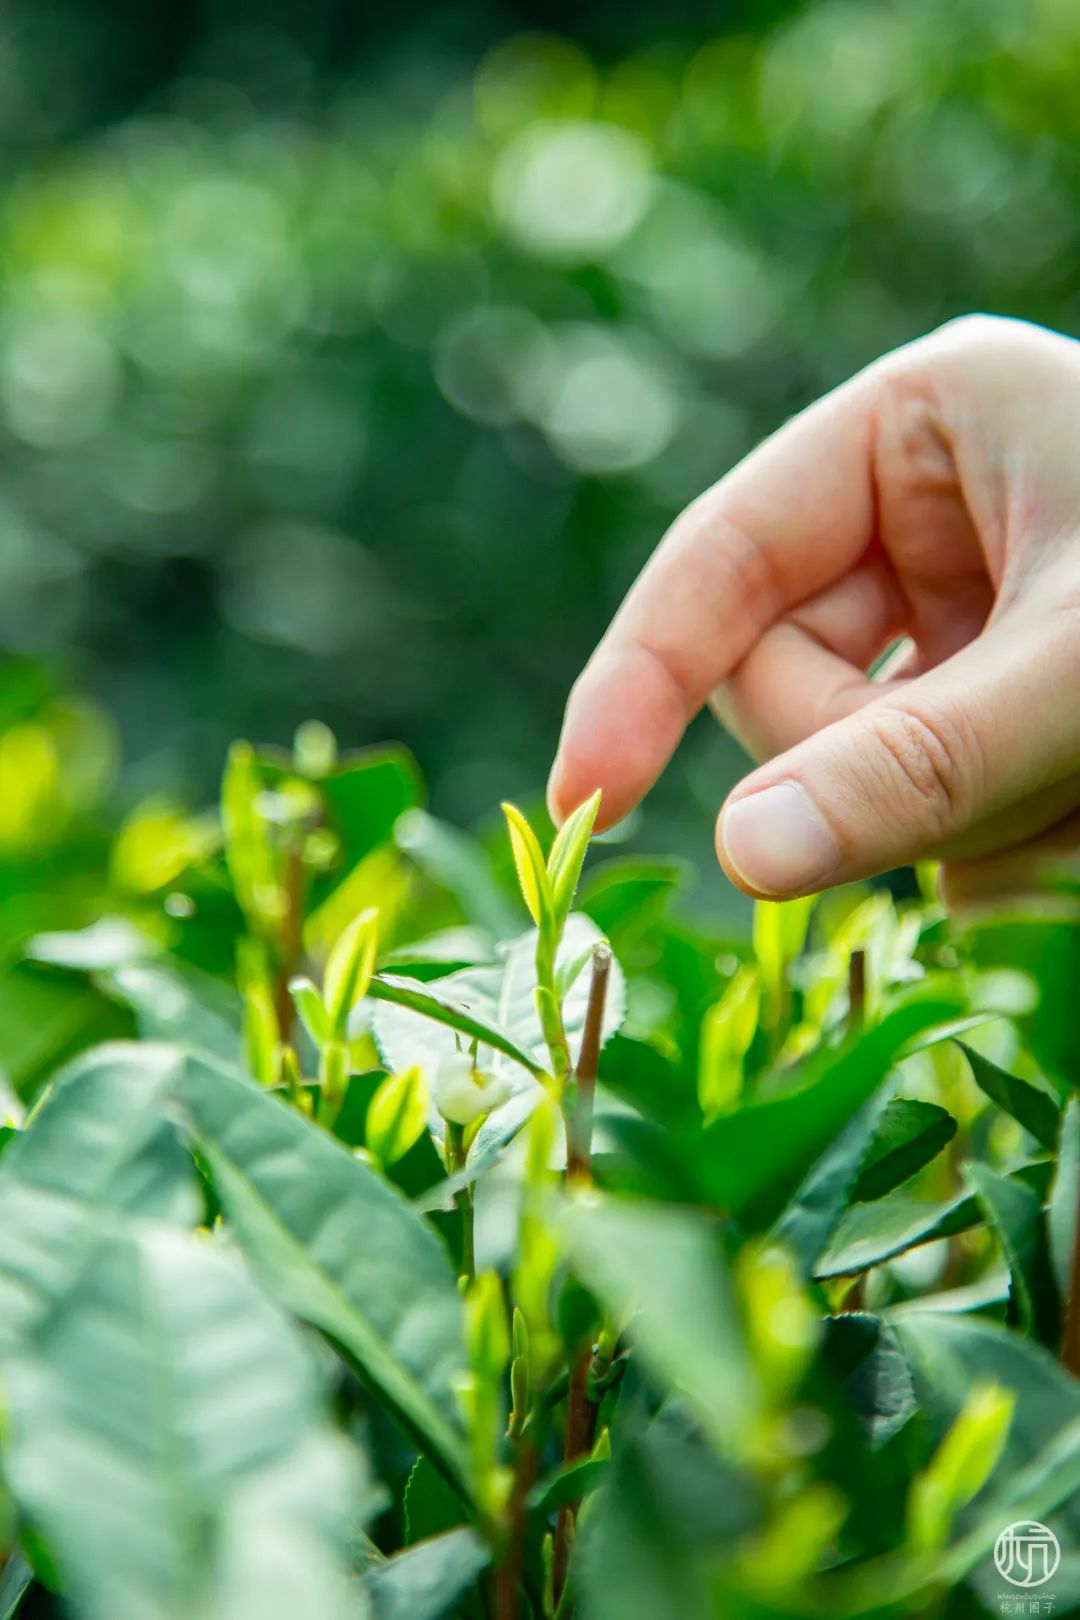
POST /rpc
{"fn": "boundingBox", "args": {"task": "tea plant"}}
[3,711,1080,1619]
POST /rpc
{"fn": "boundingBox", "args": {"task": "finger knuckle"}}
[861,702,977,839]
[675,491,785,623]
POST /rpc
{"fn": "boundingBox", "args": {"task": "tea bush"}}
[3,696,1080,1619]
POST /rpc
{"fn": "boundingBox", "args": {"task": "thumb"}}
[715,619,1080,898]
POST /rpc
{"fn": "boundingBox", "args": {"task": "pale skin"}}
[547,316,1080,911]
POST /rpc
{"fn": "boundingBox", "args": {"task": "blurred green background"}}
[2,0,1079,897]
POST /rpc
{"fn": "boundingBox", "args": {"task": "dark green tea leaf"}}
[366,1528,487,1620]
[957,1042,1061,1150]
[689,983,974,1225]
[177,1052,471,1494]
[772,1082,897,1273]
[966,1163,1059,1341]
[564,1196,756,1456]
[4,1225,359,1620]
[852,1098,958,1202]
[815,1163,1053,1280]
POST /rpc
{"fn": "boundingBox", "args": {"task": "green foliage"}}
[178,1051,471,1495]
[366,1067,429,1167]
[3,1226,359,1620]
[906,1383,1015,1553]
[324,907,380,1037]
[851,1097,958,1203]
[697,964,758,1121]
[364,1529,488,1620]
[5,711,1080,1617]
[547,791,604,927]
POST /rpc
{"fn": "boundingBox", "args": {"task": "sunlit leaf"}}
[314,745,424,906]
[290,975,330,1046]
[547,788,601,923]
[367,1067,428,1166]
[894,1312,1080,1509]
[465,1270,510,1386]
[26,917,154,971]
[754,895,815,1033]
[221,741,282,940]
[243,977,281,1086]
[306,846,409,970]
[111,801,218,894]
[698,966,759,1121]
[501,802,552,927]
[324,906,379,1035]
[906,1382,1014,1553]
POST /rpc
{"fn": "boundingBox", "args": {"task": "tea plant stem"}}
[446,1122,475,1284]
[565,944,611,1186]
[273,836,308,1043]
[1063,1185,1080,1375]
[848,947,866,1033]
[552,945,613,1609]
[492,1437,539,1620]
[281,1045,310,1116]
[552,1324,618,1610]
[535,923,572,1089]
[841,1273,867,1313]
[552,1353,591,1604]
[316,1040,348,1129]
[460,1195,475,1285]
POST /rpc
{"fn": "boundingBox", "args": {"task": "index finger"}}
[547,362,883,827]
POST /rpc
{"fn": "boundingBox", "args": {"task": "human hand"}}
[547,316,1080,907]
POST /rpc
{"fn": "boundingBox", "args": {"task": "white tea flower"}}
[433,1052,512,1125]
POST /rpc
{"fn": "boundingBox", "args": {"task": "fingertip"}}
[546,738,630,833]
[550,645,688,830]
[545,762,570,829]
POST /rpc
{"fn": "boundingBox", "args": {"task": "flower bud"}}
[433,1052,512,1125]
